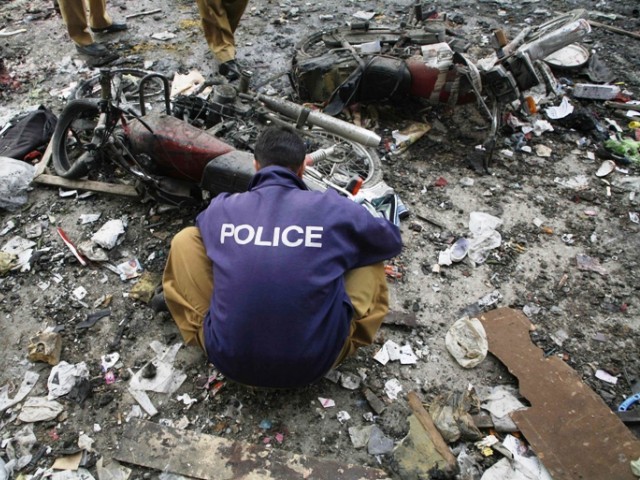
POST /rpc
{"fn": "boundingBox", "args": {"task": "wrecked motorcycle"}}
[290,7,592,168]
[51,68,387,206]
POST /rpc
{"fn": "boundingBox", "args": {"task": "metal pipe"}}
[138,73,171,116]
[520,19,591,62]
[251,93,382,147]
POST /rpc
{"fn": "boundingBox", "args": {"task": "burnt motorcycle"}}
[51,69,387,206]
[289,6,592,169]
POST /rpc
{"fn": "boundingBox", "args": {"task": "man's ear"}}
[253,159,260,172]
[296,162,305,178]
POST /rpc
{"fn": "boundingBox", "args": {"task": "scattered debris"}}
[480,434,552,480]
[429,389,482,443]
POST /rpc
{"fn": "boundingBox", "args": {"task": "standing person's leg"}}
[163,226,214,352]
[196,0,238,64]
[86,0,112,30]
[57,0,93,46]
[223,0,249,35]
[333,262,389,365]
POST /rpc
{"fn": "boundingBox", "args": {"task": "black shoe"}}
[150,291,168,313]
[91,22,128,34]
[76,42,110,56]
[218,60,241,81]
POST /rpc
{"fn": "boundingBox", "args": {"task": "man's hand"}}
[304,154,314,166]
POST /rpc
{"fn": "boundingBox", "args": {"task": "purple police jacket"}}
[196,165,403,387]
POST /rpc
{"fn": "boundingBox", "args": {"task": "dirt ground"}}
[1,0,639,478]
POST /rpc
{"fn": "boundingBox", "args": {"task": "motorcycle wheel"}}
[72,68,165,105]
[302,129,383,188]
[51,99,102,179]
[295,28,407,59]
[295,31,335,59]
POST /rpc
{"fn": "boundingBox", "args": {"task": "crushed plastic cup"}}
[595,160,616,177]
[450,238,470,262]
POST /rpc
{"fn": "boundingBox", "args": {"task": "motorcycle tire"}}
[51,99,102,179]
[295,28,410,60]
[302,129,384,189]
[72,68,165,105]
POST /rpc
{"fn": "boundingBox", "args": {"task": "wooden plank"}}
[114,419,389,480]
[33,139,139,198]
[406,391,457,471]
[34,173,139,197]
[589,20,640,40]
[33,139,52,177]
[479,308,640,480]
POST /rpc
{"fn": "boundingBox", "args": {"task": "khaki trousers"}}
[195,0,249,63]
[163,227,390,368]
[58,0,112,46]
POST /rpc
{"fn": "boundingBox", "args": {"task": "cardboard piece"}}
[479,308,640,480]
[115,419,389,479]
[52,451,83,470]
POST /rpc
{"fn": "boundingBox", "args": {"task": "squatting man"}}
[160,126,403,388]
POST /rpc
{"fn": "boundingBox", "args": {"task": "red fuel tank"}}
[124,113,235,182]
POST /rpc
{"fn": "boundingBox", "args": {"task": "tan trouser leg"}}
[163,227,213,351]
[58,0,93,46]
[333,262,390,366]
[196,0,249,63]
[87,0,112,30]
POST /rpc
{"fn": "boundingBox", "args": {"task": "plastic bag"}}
[429,389,482,443]
[445,315,489,368]
[605,137,640,163]
[0,157,35,211]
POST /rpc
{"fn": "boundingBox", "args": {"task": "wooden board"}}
[34,173,139,197]
[479,308,640,480]
[115,419,389,480]
[32,138,139,198]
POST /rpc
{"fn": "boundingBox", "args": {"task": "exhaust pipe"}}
[249,93,382,148]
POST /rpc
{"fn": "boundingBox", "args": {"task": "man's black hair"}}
[254,126,306,171]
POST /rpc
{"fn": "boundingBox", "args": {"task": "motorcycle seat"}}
[200,150,255,196]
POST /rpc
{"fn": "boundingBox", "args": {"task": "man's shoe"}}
[218,60,241,81]
[91,22,128,34]
[150,291,168,313]
[76,42,109,56]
